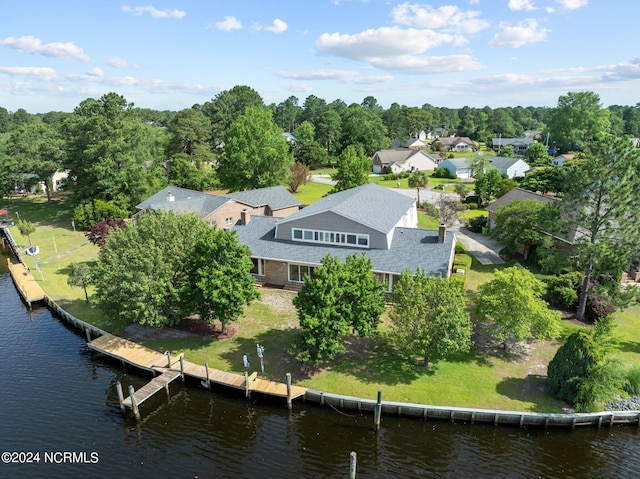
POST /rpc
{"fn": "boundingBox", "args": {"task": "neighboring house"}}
[20,170,69,194]
[282,132,297,144]
[437,137,474,152]
[486,156,530,178]
[135,185,301,229]
[417,130,427,141]
[523,130,542,139]
[371,148,438,174]
[486,188,579,254]
[233,183,456,292]
[437,157,473,179]
[491,136,534,155]
[404,138,427,150]
[552,153,575,166]
[630,138,640,148]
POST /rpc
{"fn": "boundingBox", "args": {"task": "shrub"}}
[464,195,479,205]
[546,272,582,309]
[574,360,626,412]
[585,292,617,323]
[432,168,451,179]
[450,273,467,288]
[467,215,487,233]
[624,367,640,396]
[468,203,478,210]
[455,242,468,254]
[422,202,439,218]
[453,254,472,272]
[73,200,130,231]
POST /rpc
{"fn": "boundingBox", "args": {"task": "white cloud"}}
[391,3,490,34]
[555,0,588,10]
[489,19,548,47]
[316,26,455,60]
[276,69,392,84]
[0,66,59,81]
[508,0,536,11]
[368,54,484,74]
[214,16,242,31]
[265,19,288,34]
[1,35,90,62]
[86,67,104,77]
[122,5,186,19]
[108,57,132,68]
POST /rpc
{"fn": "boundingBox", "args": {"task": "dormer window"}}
[292,228,369,248]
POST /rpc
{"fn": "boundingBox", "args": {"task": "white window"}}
[291,228,369,248]
[225,217,233,225]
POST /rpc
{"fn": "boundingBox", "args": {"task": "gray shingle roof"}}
[224,185,300,210]
[485,188,555,213]
[234,216,454,276]
[487,156,527,170]
[276,183,415,234]
[135,185,300,218]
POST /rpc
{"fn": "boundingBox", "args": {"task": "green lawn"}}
[292,181,333,205]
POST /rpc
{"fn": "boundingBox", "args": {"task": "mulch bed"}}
[171,316,238,340]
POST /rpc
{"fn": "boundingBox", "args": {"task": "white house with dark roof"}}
[372,148,438,174]
[135,185,301,228]
[486,156,530,178]
[233,183,456,291]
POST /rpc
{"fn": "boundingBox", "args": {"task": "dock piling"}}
[179,355,185,383]
[349,451,357,479]
[374,390,382,432]
[286,373,292,410]
[128,385,140,421]
[116,381,125,413]
[205,362,211,389]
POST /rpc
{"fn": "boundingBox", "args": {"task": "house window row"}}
[289,263,315,283]
[292,228,369,248]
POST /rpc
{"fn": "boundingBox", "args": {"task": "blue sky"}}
[1,0,639,113]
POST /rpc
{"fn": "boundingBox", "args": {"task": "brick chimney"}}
[438,223,446,243]
[240,209,250,225]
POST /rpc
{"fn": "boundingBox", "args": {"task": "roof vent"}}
[166,191,175,202]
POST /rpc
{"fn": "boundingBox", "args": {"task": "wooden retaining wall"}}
[45,297,107,341]
[304,390,640,429]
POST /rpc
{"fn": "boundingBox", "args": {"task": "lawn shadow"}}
[219,329,302,381]
[615,339,640,355]
[325,334,425,386]
[495,375,565,412]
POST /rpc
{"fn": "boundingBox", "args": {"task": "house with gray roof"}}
[437,137,475,152]
[437,157,473,179]
[233,183,456,291]
[486,156,530,178]
[135,185,301,229]
[492,136,534,155]
[372,148,438,174]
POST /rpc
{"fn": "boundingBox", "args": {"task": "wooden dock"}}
[6,259,46,305]
[121,369,181,409]
[89,332,307,419]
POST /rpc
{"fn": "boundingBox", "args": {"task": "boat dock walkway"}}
[89,333,307,419]
[6,259,46,305]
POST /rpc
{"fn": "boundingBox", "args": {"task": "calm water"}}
[2,254,640,478]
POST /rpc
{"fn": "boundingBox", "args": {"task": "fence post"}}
[374,390,382,432]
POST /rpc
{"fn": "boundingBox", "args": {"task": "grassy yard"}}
[5,191,640,413]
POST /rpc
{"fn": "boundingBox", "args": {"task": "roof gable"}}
[224,185,300,210]
[277,183,415,234]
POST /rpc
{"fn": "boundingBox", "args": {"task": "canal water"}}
[2,255,640,478]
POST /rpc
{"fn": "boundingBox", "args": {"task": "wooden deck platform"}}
[88,334,166,372]
[122,369,181,409]
[90,332,308,417]
[6,259,46,304]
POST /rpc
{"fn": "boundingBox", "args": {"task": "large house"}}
[438,156,530,179]
[135,185,301,229]
[233,183,456,292]
[372,148,439,174]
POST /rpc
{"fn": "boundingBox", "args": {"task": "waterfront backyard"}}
[4,189,640,414]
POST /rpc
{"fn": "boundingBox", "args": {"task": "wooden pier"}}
[88,333,307,419]
[6,259,46,306]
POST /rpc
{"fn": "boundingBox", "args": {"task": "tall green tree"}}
[315,109,342,158]
[474,168,503,206]
[202,85,264,145]
[93,211,210,327]
[520,166,566,194]
[546,91,611,153]
[390,271,472,368]
[523,142,551,167]
[273,95,301,132]
[16,219,36,246]
[181,227,259,334]
[292,254,385,363]
[64,92,162,207]
[8,121,65,203]
[166,108,217,190]
[330,145,370,193]
[490,199,550,260]
[218,107,293,191]
[475,266,561,347]
[557,135,640,321]
[408,171,428,207]
[339,104,389,156]
[67,262,93,303]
